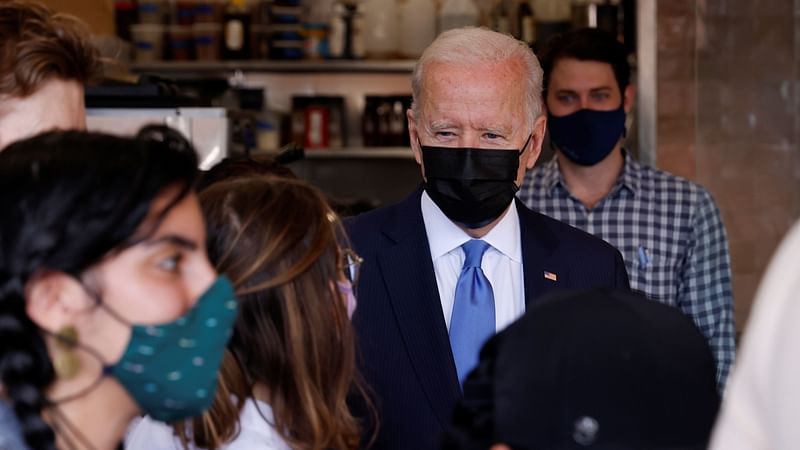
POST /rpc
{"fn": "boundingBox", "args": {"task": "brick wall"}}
[657,0,800,329]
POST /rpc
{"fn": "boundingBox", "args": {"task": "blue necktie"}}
[450,239,495,386]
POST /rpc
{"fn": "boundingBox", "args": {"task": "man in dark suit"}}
[346,27,630,450]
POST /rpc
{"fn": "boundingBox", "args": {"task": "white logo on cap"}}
[573,416,599,446]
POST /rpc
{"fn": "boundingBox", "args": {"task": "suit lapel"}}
[517,199,566,307]
[377,188,461,429]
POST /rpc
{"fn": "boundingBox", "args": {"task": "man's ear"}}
[524,115,548,170]
[623,83,635,114]
[25,272,92,333]
[407,107,423,166]
[407,107,429,182]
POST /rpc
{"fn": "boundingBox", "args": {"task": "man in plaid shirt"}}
[519,28,735,390]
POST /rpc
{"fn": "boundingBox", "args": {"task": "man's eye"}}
[158,254,183,272]
[485,132,501,140]
[436,131,456,138]
[591,92,610,101]
[557,94,576,103]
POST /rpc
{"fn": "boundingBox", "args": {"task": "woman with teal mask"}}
[0,126,238,450]
[126,175,374,450]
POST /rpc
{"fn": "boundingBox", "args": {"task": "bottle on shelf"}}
[398,0,436,58]
[255,110,282,153]
[328,3,346,58]
[517,0,535,48]
[376,102,390,146]
[222,0,252,60]
[330,2,366,59]
[113,0,138,42]
[362,97,377,146]
[596,0,621,39]
[304,0,334,59]
[362,0,400,58]
[347,3,366,59]
[490,0,510,34]
[389,100,406,146]
[438,0,479,34]
[257,90,283,153]
[535,0,571,48]
[229,88,259,155]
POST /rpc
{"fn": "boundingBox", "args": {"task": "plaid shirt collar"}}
[542,149,643,199]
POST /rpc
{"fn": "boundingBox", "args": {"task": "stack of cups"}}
[170,0,194,60]
[194,0,224,60]
[131,0,165,61]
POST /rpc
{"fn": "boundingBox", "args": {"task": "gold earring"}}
[53,325,81,380]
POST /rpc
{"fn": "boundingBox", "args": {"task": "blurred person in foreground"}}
[0,0,101,149]
[444,288,720,450]
[0,127,237,450]
[710,219,800,449]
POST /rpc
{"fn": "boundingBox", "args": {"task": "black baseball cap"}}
[443,288,720,450]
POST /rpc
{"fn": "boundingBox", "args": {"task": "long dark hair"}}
[179,176,370,450]
[0,126,198,450]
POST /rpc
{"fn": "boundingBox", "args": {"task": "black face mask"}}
[421,134,531,229]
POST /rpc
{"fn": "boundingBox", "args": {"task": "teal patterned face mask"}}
[104,276,238,422]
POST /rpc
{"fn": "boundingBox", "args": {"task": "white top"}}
[420,191,525,333]
[709,220,800,449]
[125,398,291,450]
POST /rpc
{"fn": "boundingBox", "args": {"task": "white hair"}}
[411,27,544,126]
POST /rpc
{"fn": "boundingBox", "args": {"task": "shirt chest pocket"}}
[627,246,679,304]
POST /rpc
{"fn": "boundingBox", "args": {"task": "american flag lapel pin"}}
[544,271,558,282]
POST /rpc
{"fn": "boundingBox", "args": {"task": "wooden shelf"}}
[304,148,412,159]
[263,147,414,160]
[129,59,417,76]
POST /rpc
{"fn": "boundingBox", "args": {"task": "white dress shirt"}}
[420,191,525,333]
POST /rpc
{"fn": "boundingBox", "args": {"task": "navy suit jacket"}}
[346,188,629,450]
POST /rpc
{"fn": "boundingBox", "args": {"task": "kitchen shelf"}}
[285,147,414,160]
[129,59,417,75]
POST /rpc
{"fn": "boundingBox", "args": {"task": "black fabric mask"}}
[421,135,531,229]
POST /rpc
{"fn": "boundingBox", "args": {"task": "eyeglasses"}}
[341,248,363,286]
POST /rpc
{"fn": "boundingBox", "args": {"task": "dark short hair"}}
[539,28,630,97]
[0,0,101,99]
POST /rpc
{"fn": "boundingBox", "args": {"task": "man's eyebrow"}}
[478,125,512,135]
[554,86,613,94]
[139,235,199,250]
[429,121,457,131]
